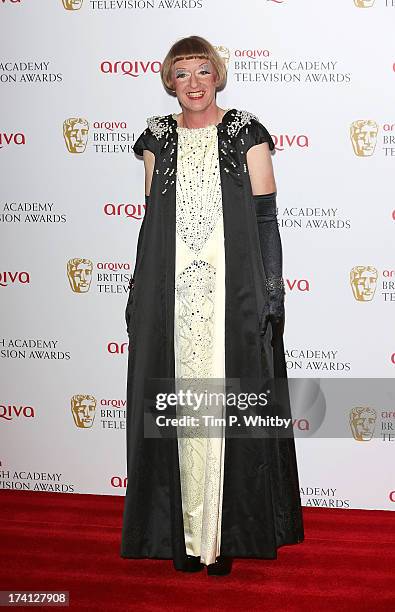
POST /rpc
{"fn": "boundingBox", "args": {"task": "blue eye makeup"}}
[198,63,211,74]
[174,63,212,79]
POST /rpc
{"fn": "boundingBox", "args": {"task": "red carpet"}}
[1,490,394,611]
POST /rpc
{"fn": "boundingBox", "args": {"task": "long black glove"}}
[253,193,285,339]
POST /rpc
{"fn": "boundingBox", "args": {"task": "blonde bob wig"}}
[160,35,227,92]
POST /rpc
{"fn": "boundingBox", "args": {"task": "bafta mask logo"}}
[349,407,377,441]
[71,394,96,428]
[214,46,230,71]
[62,0,84,10]
[63,118,89,153]
[350,266,378,302]
[350,120,378,157]
[67,258,93,293]
[354,0,375,7]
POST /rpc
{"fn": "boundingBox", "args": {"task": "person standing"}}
[121,35,304,576]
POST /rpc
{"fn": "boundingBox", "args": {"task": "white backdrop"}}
[1,0,394,510]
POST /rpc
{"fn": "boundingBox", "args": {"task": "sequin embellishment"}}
[175,125,222,253]
[147,115,170,140]
[174,123,226,567]
[225,110,259,138]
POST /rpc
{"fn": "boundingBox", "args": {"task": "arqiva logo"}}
[1,0,22,4]
[107,341,128,355]
[286,278,310,292]
[0,404,35,421]
[111,476,127,488]
[104,203,146,220]
[0,132,25,149]
[100,60,162,77]
[0,271,30,287]
[272,134,309,151]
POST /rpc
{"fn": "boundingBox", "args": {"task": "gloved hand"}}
[254,193,285,339]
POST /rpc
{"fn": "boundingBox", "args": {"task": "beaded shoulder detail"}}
[224,109,259,138]
[147,114,172,140]
[146,109,259,141]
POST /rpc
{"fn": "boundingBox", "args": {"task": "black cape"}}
[120,108,304,568]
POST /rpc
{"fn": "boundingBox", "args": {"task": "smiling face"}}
[171,57,219,114]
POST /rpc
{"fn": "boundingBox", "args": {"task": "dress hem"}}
[120,534,305,561]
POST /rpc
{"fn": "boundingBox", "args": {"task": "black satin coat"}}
[120,109,304,568]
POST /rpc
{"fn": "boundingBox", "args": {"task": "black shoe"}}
[207,556,233,576]
[181,555,204,572]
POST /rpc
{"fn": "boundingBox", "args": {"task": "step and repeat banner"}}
[1,0,394,510]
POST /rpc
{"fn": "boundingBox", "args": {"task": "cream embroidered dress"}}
[173,120,226,566]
